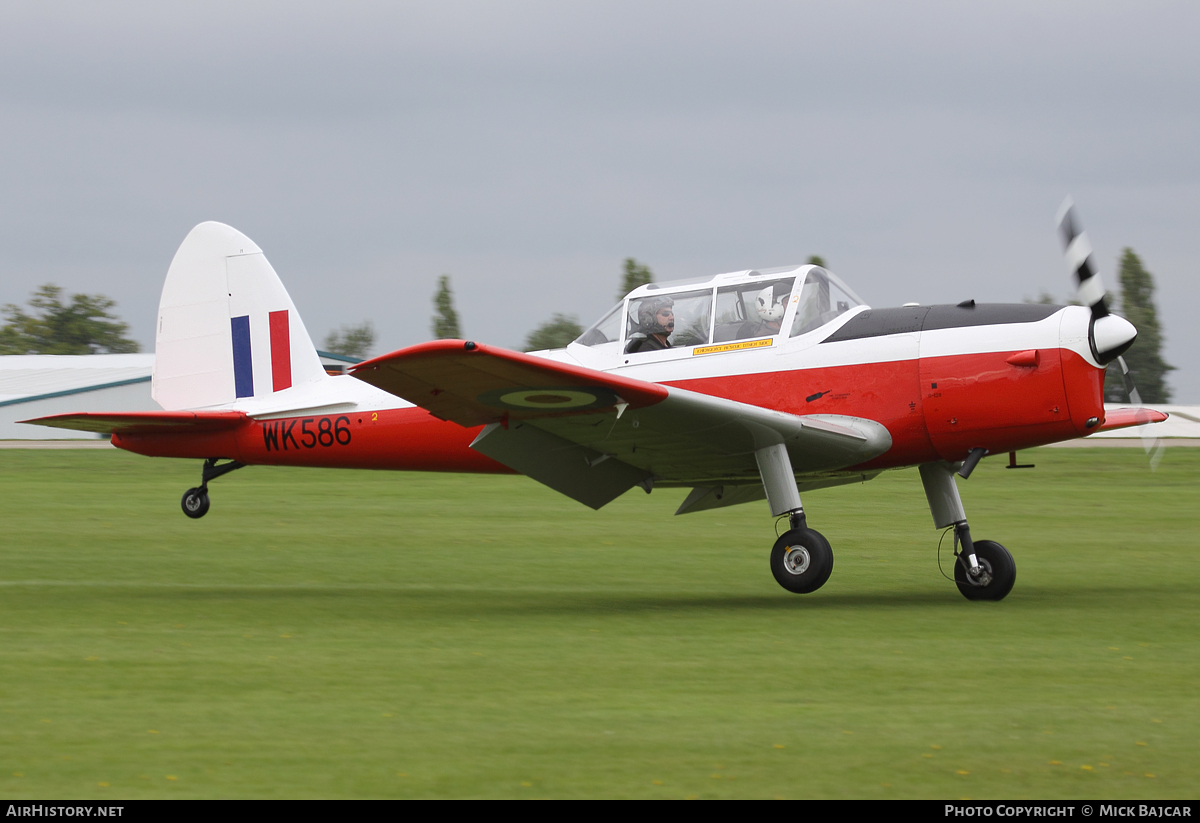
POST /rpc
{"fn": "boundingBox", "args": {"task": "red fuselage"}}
[112,344,1105,476]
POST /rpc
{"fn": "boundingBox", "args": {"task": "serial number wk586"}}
[261,416,352,451]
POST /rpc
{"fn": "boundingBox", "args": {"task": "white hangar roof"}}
[0,354,155,405]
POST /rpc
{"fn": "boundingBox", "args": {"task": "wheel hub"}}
[782,545,811,576]
[964,557,994,587]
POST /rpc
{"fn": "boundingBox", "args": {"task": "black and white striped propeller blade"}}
[1056,197,1137,365]
[1115,355,1165,470]
[1056,196,1110,320]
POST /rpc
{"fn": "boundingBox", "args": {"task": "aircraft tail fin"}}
[153,222,327,410]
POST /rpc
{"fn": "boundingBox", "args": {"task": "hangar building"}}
[0,352,360,440]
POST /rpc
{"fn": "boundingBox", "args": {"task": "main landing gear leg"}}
[918,462,1015,601]
[757,443,833,594]
[181,458,246,519]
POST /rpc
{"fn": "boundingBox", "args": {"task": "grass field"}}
[1,446,1197,799]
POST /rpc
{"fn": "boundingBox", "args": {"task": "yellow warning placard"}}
[693,338,773,356]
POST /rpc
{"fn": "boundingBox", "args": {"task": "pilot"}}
[738,283,791,338]
[626,297,675,353]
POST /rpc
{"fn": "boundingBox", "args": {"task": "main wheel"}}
[954,540,1016,601]
[181,487,210,519]
[770,528,834,594]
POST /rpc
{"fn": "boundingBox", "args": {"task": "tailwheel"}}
[954,539,1016,601]
[178,458,245,519]
[181,487,210,519]
[770,528,834,594]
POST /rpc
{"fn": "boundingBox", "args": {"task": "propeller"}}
[1056,197,1163,468]
[1056,197,1137,364]
[1115,355,1166,470]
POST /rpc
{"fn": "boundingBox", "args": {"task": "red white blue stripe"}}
[231,311,292,398]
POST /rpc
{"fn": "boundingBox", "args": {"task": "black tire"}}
[181,487,210,519]
[954,539,1015,601]
[770,528,834,594]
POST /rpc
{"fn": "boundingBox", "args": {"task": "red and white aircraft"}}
[25,202,1167,600]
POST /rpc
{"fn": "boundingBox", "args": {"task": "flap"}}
[350,340,668,426]
[675,484,768,515]
[470,422,649,510]
[20,410,247,435]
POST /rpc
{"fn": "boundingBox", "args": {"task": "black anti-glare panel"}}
[820,307,929,342]
[821,304,1062,343]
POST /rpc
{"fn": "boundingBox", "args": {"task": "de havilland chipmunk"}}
[24,200,1167,601]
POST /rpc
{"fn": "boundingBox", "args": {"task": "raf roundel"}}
[476,386,620,412]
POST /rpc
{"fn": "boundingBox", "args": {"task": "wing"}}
[352,340,892,509]
[19,410,247,435]
[1093,407,1168,432]
[352,339,668,425]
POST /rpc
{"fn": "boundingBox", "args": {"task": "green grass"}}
[1,446,1197,798]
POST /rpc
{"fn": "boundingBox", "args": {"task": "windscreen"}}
[574,303,623,347]
[790,269,863,337]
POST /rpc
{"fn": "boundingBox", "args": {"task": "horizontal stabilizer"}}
[351,340,668,426]
[1093,407,1169,432]
[20,410,247,435]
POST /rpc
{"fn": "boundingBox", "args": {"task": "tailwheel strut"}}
[181,458,245,519]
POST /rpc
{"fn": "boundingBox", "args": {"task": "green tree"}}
[323,321,376,360]
[431,275,461,339]
[524,313,583,352]
[1105,248,1174,403]
[0,284,139,355]
[806,255,827,268]
[618,258,653,301]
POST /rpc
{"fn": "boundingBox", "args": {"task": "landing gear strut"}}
[181,458,245,519]
[919,462,1016,601]
[757,443,834,594]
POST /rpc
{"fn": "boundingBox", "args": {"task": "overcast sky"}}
[2,1,1197,398]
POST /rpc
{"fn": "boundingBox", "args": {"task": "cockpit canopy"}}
[573,265,864,352]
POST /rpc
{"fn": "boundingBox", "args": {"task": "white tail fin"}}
[153,222,326,410]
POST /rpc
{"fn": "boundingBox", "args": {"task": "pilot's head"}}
[755,283,791,326]
[639,297,675,336]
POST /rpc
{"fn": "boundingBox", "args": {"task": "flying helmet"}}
[755,283,791,323]
[637,296,675,335]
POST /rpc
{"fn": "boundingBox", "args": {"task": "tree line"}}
[0,285,139,355]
